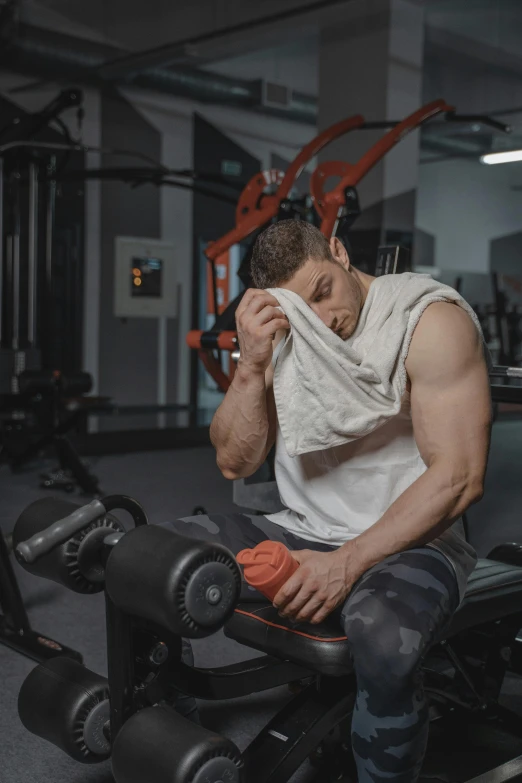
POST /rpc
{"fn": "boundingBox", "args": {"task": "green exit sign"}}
[221,160,242,177]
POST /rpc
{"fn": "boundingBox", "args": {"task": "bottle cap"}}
[236,540,299,602]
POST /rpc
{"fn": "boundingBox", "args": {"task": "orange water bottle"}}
[236,541,299,602]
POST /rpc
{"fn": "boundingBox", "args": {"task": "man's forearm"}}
[210,363,269,478]
[345,463,483,578]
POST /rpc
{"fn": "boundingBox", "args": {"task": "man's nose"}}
[311,303,336,330]
[326,311,337,330]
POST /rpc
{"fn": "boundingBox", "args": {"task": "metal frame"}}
[0,158,3,345]
[103,592,355,783]
[99,575,522,783]
[204,114,365,264]
[27,161,38,346]
[186,100,457,394]
[0,90,86,395]
[468,757,522,783]
[187,101,512,396]
[314,100,453,237]
[0,528,82,663]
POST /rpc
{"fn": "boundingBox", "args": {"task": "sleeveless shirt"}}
[266,343,477,603]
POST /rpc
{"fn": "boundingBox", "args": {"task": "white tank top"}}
[266,358,477,602]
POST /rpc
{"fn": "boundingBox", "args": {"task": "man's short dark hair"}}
[251,220,334,289]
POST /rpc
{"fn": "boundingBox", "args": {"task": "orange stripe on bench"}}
[234,608,348,642]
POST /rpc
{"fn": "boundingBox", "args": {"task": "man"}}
[165,220,491,782]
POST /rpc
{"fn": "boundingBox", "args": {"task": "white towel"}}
[267,273,485,458]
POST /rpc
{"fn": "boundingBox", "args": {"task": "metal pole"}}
[28,162,38,346]
[12,234,20,350]
[157,316,167,429]
[105,595,135,740]
[0,158,3,346]
[44,157,56,367]
[5,235,12,350]
[12,173,20,351]
[46,161,56,290]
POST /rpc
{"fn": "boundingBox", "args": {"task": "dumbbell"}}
[13,495,242,637]
[12,495,140,593]
[19,658,244,779]
[105,523,241,638]
[18,657,111,763]
[16,494,243,777]
[111,706,243,783]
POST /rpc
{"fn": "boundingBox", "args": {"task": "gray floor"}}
[1,420,522,782]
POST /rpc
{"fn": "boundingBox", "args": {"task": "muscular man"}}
[164,220,491,782]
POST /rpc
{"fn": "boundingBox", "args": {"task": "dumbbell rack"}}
[0,528,82,662]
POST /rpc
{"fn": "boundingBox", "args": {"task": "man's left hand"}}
[273,547,360,625]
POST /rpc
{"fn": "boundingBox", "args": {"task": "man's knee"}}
[342,595,425,682]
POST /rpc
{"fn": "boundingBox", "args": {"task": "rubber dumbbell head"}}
[112,705,242,783]
[105,525,241,638]
[13,497,124,593]
[18,657,110,763]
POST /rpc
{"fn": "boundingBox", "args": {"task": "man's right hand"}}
[236,290,290,375]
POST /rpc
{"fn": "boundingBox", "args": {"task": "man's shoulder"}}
[416,300,472,330]
[406,301,483,380]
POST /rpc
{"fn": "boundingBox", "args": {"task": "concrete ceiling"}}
[426,0,522,59]
[4,0,520,164]
[183,0,522,112]
[25,0,522,52]
[22,0,522,99]
[201,38,319,97]
[23,0,313,51]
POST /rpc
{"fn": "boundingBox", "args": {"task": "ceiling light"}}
[481,150,522,165]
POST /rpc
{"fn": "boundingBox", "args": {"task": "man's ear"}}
[329,237,351,271]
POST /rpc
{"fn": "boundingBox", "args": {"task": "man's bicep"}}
[406,303,491,485]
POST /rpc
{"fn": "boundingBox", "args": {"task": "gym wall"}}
[416,157,522,273]
[98,92,162,432]
[418,28,522,273]
[99,88,316,429]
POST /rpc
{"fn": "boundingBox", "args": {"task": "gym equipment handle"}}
[489,365,522,379]
[15,500,107,565]
[186,330,237,351]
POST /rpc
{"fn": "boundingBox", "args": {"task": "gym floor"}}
[1,418,522,783]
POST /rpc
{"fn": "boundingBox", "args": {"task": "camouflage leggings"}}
[161,512,460,783]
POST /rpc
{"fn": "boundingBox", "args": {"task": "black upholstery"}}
[446,557,522,637]
[225,604,352,676]
[225,558,522,677]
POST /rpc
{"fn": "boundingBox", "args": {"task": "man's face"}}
[280,240,363,340]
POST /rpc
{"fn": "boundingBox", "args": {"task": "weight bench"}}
[12,496,522,783]
[226,556,522,677]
